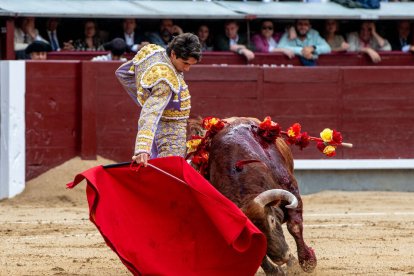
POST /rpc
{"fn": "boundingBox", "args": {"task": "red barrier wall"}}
[48,51,414,66]
[26,61,81,179]
[25,61,414,179]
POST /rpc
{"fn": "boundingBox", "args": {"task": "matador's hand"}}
[132,153,150,167]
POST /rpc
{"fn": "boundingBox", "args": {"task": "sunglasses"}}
[262,26,273,30]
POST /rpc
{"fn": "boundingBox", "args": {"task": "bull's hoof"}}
[299,258,317,273]
[298,246,317,273]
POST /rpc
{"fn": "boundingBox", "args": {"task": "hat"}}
[104,38,126,56]
[25,40,52,54]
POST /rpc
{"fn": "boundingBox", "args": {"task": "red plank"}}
[187,66,260,81]
[263,83,340,99]
[190,82,259,98]
[80,62,98,159]
[264,67,341,83]
[26,61,80,78]
[343,67,414,83]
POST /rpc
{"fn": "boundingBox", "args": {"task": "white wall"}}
[0,61,25,200]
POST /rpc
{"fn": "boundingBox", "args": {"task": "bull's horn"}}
[253,189,298,209]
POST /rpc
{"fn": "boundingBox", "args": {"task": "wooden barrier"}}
[25,61,414,179]
[26,61,81,179]
[48,51,414,66]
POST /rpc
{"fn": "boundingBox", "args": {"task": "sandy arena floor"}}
[1,157,414,275]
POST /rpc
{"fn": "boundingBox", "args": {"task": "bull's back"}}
[208,118,296,207]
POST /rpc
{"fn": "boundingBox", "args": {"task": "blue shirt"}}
[278,29,331,59]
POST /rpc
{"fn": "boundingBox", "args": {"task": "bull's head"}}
[243,189,298,267]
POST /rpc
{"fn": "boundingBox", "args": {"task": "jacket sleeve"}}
[134,81,172,155]
[278,33,303,56]
[252,35,265,52]
[313,33,331,55]
[115,60,139,105]
[379,39,392,51]
[347,33,360,52]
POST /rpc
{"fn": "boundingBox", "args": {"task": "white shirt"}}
[92,53,127,62]
[229,35,239,47]
[267,37,278,52]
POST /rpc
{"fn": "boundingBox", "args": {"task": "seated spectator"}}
[68,20,104,51]
[389,20,412,52]
[252,20,294,58]
[278,19,331,66]
[323,19,349,52]
[92,38,127,61]
[114,19,149,53]
[347,21,391,63]
[148,19,183,48]
[14,17,49,59]
[197,24,214,51]
[41,18,64,51]
[25,40,52,60]
[214,20,255,61]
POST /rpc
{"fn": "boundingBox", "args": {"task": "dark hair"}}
[25,41,52,54]
[104,38,126,56]
[224,20,239,27]
[166,33,202,62]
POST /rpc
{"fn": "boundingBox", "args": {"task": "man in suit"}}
[214,20,255,61]
[148,19,183,49]
[42,18,63,51]
[15,17,49,59]
[115,19,149,53]
[389,20,413,52]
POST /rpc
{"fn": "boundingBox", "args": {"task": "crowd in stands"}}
[14,17,414,64]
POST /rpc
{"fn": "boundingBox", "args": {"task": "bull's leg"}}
[261,256,285,276]
[286,208,317,273]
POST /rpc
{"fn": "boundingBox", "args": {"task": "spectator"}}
[41,18,63,51]
[25,40,52,60]
[14,17,48,59]
[278,19,331,66]
[252,20,294,58]
[214,20,255,61]
[114,19,149,53]
[148,19,183,48]
[197,24,214,51]
[92,38,127,61]
[323,19,349,52]
[389,20,413,52]
[70,20,104,51]
[347,21,391,63]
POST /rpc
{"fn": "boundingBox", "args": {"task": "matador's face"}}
[170,51,198,73]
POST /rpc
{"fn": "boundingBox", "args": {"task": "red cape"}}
[67,156,266,276]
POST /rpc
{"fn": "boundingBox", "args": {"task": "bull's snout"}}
[272,250,292,266]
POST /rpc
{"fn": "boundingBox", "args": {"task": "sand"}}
[1,157,414,275]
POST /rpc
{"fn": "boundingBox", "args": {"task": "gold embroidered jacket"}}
[115,44,191,155]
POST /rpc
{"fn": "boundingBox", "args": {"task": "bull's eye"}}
[268,216,275,226]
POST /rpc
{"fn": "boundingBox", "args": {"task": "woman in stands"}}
[197,24,214,51]
[323,19,349,52]
[72,20,104,51]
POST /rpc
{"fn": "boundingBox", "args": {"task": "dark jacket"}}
[214,33,254,51]
[113,32,148,52]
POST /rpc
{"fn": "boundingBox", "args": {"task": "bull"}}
[191,117,317,275]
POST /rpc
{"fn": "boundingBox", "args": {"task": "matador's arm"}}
[115,60,139,106]
[135,82,172,155]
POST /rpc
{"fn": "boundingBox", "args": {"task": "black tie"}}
[51,32,59,51]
